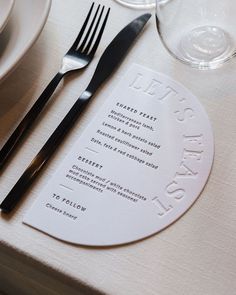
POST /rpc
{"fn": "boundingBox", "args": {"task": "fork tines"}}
[70,2,110,56]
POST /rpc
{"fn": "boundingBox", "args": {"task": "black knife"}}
[0,13,151,213]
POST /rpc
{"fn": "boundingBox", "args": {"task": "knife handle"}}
[0,91,91,213]
[0,73,64,171]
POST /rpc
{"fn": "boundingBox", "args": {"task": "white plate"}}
[0,0,15,34]
[0,0,51,81]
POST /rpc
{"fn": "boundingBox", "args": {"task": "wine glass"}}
[113,0,155,9]
[155,0,236,69]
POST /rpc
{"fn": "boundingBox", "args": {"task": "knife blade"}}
[0,13,151,213]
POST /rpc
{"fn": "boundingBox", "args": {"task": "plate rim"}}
[0,0,52,82]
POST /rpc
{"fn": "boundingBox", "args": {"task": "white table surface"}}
[1,0,236,294]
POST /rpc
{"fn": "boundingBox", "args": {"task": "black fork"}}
[0,2,110,170]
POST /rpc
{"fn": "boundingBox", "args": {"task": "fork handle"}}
[0,91,92,213]
[0,72,64,170]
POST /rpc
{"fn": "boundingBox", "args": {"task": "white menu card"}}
[24,64,214,246]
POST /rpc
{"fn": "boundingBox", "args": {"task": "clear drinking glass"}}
[156,0,236,69]
[114,0,156,9]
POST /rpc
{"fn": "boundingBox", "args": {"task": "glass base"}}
[179,26,233,69]
[113,0,155,9]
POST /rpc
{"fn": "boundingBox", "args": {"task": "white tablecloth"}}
[1,0,236,294]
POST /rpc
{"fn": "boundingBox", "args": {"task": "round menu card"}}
[24,64,214,246]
